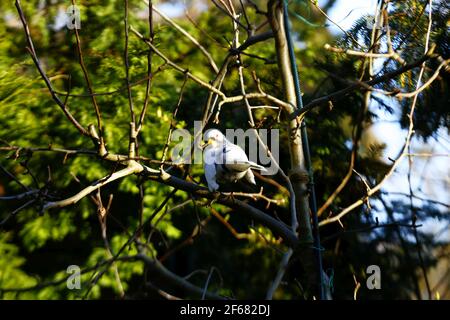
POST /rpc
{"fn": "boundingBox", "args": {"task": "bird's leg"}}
[203,197,219,211]
[202,190,222,207]
[225,190,236,202]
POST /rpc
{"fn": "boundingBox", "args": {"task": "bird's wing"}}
[223,143,249,162]
[220,143,266,172]
[219,143,250,171]
[246,161,267,172]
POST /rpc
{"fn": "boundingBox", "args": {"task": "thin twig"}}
[201,267,215,300]
[124,0,137,160]
[291,44,438,120]
[130,26,226,98]
[95,192,125,298]
[266,248,293,299]
[160,77,188,166]
[147,1,219,73]
[319,0,436,229]
[137,0,154,133]
[407,0,434,299]
[71,0,104,147]
[0,163,29,191]
[14,0,90,137]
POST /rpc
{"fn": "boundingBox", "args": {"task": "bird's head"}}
[202,129,225,148]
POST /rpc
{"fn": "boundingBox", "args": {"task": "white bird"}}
[202,129,267,192]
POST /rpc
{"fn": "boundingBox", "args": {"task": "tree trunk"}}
[268,0,320,298]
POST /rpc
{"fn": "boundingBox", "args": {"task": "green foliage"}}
[0,233,38,299]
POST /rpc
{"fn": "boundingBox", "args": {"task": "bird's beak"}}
[200,138,213,149]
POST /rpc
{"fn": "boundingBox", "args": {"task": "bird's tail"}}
[248,161,267,172]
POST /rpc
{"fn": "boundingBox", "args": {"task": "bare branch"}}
[124,0,137,159]
[148,1,219,73]
[144,168,299,248]
[136,254,226,299]
[0,190,38,201]
[266,248,292,299]
[14,0,90,138]
[71,0,105,148]
[319,0,436,228]
[130,26,226,98]
[137,0,154,133]
[324,43,402,59]
[0,163,29,191]
[160,77,188,166]
[292,44,438,120]
[308,0,361,48]
[43,161,143,211]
